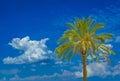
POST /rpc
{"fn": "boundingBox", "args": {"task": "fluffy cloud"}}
[3,36,53,64]
[75,62,120,78]
[75,62,110,78]
[112,63,120,76]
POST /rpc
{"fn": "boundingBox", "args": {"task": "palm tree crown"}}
[55,17,115,63]
[55,17,115,81]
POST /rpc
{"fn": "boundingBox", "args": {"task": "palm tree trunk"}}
[82,51,87,81]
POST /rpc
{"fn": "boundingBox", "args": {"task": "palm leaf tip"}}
[66,23,75,30]
[89,23,104,34]
[95,33,114,43]
[110,50,115,55]
[55,42,73,58]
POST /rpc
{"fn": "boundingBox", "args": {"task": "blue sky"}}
[0,0,120,81]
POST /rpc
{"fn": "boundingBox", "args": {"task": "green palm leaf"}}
[95,33,113,43]
[55,42,73,58]
[89,23,104,34]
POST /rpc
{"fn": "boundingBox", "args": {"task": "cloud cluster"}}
[75,62,120,78]
[0,62,119,81]
[9,70,74,81]
[3,36,53,64]
[5,62,120,81]
[75,62,110,78]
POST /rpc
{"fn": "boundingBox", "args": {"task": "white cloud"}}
[112,63,120,76]
[10,74,20,81]
[87,62,111,77]
[118,61,120,63]
[71,64,82,70]
[61,70,74,77]
[115,36,120,42]
[0,69,20,75]
[75,71,83,78]
[31,68,36,72]
[75,62,110,78]
[75,62,120,78]
[1,62,120,81]
[3,77,6,81]
[104,44,113,48]
[3,36,53,64]
[40,62,47,65]
[9,70,74,81]
[55,61,63,64]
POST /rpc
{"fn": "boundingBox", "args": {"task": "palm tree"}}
[55,17,115,81]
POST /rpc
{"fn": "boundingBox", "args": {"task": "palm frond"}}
[95,33,113,43]
[57,30,80,44]
[61,47,72,61]
[85,17,94,33]
[90,39,100,63]
[68,45,76,61]
[100,53,110,64]
[89,23,104,34]
[55,42,73,58]
[66,23,76,30]
[89,53,94,62]
[99,44,115,55]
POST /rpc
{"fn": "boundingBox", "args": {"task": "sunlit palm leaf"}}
[68,45,76,61]
[89,23,104,34]
[99,44,115,55]
[55,42,73,58]
[67,23,76,30]
[95,33,113,43]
